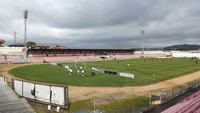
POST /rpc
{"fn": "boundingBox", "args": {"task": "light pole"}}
[24,9,28,47]
[141,30,144,55]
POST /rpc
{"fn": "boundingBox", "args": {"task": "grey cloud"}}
[32,0,170,29]
[0,0,200,48]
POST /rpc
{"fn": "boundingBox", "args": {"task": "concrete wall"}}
[171,51,200,58]
[0,47,26,54]
[13,79,68,108]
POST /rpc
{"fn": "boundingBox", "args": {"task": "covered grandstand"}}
[28,48,135,63]
[0,46,135,63]
[27,48,134,56]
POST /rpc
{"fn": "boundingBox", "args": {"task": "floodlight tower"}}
[141,30,144,55]
[24,9,28,47]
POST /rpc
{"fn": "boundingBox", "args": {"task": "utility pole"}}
[24,9,28,47]
[14,31,17,45]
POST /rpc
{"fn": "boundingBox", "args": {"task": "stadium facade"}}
[1,38,200,63]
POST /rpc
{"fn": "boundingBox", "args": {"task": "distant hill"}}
[164,44,200,50]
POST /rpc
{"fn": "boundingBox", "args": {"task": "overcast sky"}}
[0,0,199,48]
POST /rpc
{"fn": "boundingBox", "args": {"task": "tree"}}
[27,41,36,47]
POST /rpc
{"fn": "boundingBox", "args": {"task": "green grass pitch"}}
[9,58,200,87]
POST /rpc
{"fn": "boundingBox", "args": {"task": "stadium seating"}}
[28,54,140,63]
[184,91,200,101]
[2,52,169,63]
[193,107,200,113]
[7,55,28,64]
[162,90,200,113]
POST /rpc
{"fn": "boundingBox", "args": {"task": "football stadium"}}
[1,1,200,113]
[1,39,200,113]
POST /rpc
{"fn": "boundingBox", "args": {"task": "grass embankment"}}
[29,96,148,113]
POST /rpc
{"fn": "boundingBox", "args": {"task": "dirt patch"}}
[68,71,200,104]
